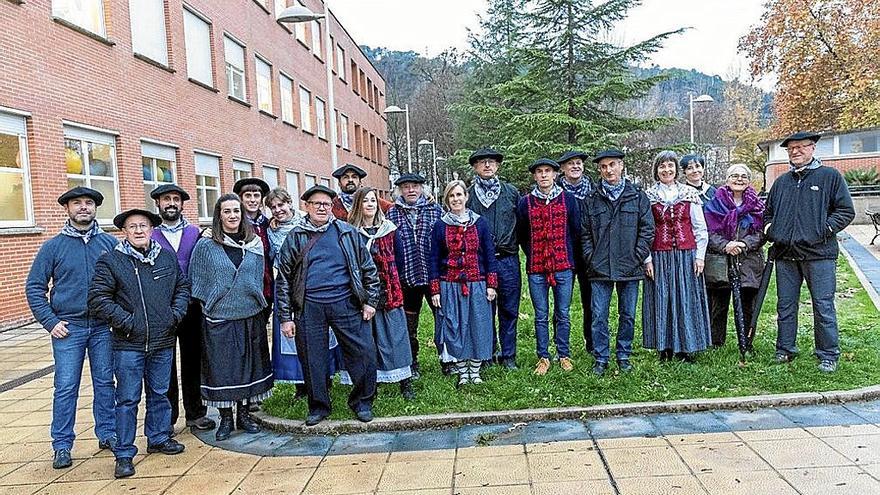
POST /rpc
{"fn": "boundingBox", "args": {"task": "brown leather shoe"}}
[534,358,551,376]
[560,357,574,372]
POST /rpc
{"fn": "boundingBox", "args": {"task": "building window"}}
[359,69,367,97]
[274,0,287,16]
[0,112,33,227]
[53,0,105,37]
[299,86,312,133]
[129,0,168,65]
[315,98,327,140]
[310,20,322,58]
[64,125,119,222]
[304,174,316,190]
[336,45,346,81]
[320,177,331,188]
[279,73,294,124]
[233,159,252,182]
[840,130,880,155]
[354,123,362,155]
[339,114,349,149]
[183,8,214,87]
[263,165,279,189]
[195,152,220,220]
[286,170,300,203]
[367,79,374,108]
[141,141,176,211]
[293,1,308,44]
[255,56,273,113]
[224,36,246,101]
[351,61,359,94]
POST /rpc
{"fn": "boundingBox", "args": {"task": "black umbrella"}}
[727,255,749,363]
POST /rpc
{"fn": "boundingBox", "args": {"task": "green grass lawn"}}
[262,255,880,421]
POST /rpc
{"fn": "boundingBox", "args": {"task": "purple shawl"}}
[704,185,765,240]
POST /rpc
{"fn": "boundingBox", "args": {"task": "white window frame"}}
[315,97,327,140]
[338,113,349,149]
[63,124,121,223]
[293,1,308,44]
[304,173,316,190]
[195,152,221,221]
[255,55,273,113]
[285,170,300,204]
[183,7,214,87]
[274,0,286,16]
[0,110,34,228]
[263,165,279,190]
[336,44,346,81]
[279,72,294,124]
[310,19,322,58]
[129,0,168,65]
[233,159,253,182]
[299,86,312,133]
[224,35,247,101]
[53,0,106,37]
[141,140,178,211]
[320,177,331,188]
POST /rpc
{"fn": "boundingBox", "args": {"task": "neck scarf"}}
[60,219,103,244]
[473,176,501,208]
[358,219,397,250]
[559,176,592,200]
[704,185,765,240]
[530,183,562,204]
[220,232,264,256]
[115,239,162,265]
[395,194,429,227]
[645,181,701,207]
[790,157,822,173]
[441,209,480,228]
[300,215,336,233]
[601,178,626,202]
[339,191,355,212]
[246,212,269,228]
[156,216,190,234]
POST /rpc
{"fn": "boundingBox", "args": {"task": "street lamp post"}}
[418,139,437,196]
[689,93,715,145]
[277,4,338,172]
[383,105,412,173]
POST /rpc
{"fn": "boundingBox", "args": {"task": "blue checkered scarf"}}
[115,239,162,265]
[60,219,103,244]
[559,176,592,200]
[155,216,190,234]
[601,178,626,202]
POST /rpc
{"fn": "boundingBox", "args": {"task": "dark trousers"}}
[402,285,436,366]
[707,286,758,347]
[492,255,522,359]
[168,301,207,423]
[576,266,594,353]
[114,347,173,459]
[775,259,840,361]
[590,280,639,363]
[296,297,377,416]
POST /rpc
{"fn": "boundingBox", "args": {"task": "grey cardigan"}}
[189,238,267,320]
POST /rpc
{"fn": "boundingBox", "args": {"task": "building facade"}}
[0,0,389,328]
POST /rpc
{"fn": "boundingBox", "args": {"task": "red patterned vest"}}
[372,233,404,309]
[651,201,697,251]
[527,194,572,284]
[443,225,483,296]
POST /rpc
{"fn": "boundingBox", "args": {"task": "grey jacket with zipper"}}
[89,249,191,352]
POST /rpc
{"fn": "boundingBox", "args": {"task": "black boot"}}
[399,378,415,400]
[215,408,234,441]
[236,402,261,433]
[294,383,307,399]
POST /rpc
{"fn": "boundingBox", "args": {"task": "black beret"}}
[57,186,104,206]
[557,150,589,164]
[149,184,190,201]
[780,131,820,148]
[300,185,338,201]
[528,158,561,173]
[331,164,367,179]
[233,177,270,196]
[113,208,162,229]
[468,147,504,165]
[394,173,427,186]
[592,149,626,163]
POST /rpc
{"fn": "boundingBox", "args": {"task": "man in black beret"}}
[149,184,216,434]
[466,147,522,369]
[26,187,118,470]
[90,208,190,478]
[764,131,854,373]
[330,164,392,221]
[276,185,381,425]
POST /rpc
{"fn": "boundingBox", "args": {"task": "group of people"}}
[25,129,854,479]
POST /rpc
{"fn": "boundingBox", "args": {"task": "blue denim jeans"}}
[527,269,574,359]
[776,259,840,362]
[50,323,115,451]
[590,280,640,363]
[113,347,174,459]
[492,255,523,359]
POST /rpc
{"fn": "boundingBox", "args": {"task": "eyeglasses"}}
[125,223,151,232]
[307,201,333,209]
[728,174,750,181]
[785,143,815,153]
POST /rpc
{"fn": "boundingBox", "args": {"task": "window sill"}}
[276,21,292,34]
[302,128,315,136]
[259,109,278,119]
[188,78,219,93]
[313,53,324,64]
[282,120,297,130]
[7,0,25,5]
[318,136,328,142]
[134,53,174,73]
[52,17,115,46]
[252,0,270,15]
[0,225,43,235]
[228,95,251,108]
[296,39,310,51]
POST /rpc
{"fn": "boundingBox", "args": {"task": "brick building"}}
[0,0,389,328]
[759,127,880,188]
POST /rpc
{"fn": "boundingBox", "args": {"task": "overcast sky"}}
[329,0,775,90]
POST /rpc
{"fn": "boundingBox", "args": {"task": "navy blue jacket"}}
[26,232,118,331]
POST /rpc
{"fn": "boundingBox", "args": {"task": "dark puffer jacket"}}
[89,249,191,352]
[275,220,380,322]
[466,181,520,257]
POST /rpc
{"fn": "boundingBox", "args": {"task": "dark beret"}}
[528,158,561,173]
[468,147,504,165]
[113,208,162,229]
[57,186,104,206]
[592,149,626,163]
[557,150,589,164]
[780,131,820,148]
[149,184,190,201]
[233,177,270,196]
[331,164,367,179]
[300,185,338,201]
[394,173,427,185]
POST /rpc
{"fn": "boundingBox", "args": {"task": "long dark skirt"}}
[434,280,493,362]
[340,306,413,384]
[201,314,274,408]
[272,295,341,384]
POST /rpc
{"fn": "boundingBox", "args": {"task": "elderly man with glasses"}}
[764,131,854,373]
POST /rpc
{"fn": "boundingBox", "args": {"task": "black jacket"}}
[581,182,655,281]
[275,220,380,322]
[706,226,766,288]
[764,163,854,261]
[89,249,191,352]
[467,181,520,257]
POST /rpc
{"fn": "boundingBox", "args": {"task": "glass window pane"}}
[156,159,174,182]
[0,134,21,169]
[68,177,85,189]
[144,184,154,210]
[65,139,84,175]
[142,156,154,181]
[90,179,118,218]
[88,142,114,177]
[0,171,26,221]
[204,175,218,187]
[198,190,208,218]
[206,188,218,213]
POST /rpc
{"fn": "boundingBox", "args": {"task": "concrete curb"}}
[254,384,880,435]
[838,233,880,311]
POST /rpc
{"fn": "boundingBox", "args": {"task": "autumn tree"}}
[740,0,880,134]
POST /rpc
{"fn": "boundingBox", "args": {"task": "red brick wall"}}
[0,0,388,328]
[766,155,880,188]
